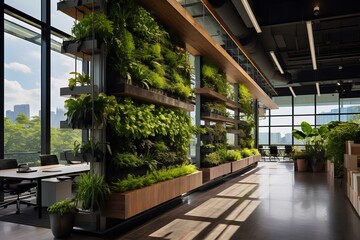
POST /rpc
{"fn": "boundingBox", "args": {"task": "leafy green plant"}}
[112,152,142,168]
[64,93,118,129]
[47,199,77,216]
[111,164,197,193]
[201,60,228,96]
[241,148,252,157]
[75,173,110,211]
[226,150,242,162]
[72,140,112,162]
[68,72,91,90]
[202,152,222,167]
[251,148,260,155]
[71,12,114,44]
[238,84,253,117]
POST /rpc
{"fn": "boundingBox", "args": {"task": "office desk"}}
[0,163,90,218]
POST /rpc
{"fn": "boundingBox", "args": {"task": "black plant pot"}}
[49,213,75,238]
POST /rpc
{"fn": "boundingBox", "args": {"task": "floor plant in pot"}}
[47,199,78,238]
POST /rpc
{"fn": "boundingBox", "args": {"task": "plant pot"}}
[296,159,308,172]
[49,213,75,238]
[312,162,325,172]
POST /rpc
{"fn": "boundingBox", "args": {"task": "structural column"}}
[194,55,202,167]
[40,0,51,154]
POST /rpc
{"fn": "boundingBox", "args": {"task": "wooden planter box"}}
[253,154,261,163]
[111,83,194,111]
[231,159,249,173]
[201,162,231,182]
[201,112,239,124]
[103,171,202,219]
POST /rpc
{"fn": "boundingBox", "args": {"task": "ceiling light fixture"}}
[270,51,284,74]
[306,21,317,70]
[289,86,296,98]
[316,82,320,96]
[241,0,262,33]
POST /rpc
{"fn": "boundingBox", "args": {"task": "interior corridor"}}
[118,162,360,240]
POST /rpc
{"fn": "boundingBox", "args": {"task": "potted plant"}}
[75,172,110,211]
[68,72,91,90]
[293,121,327,172]
[292,151,308,172]
[47,199,78,238]
[64,93,118,129]
[72,139,112,162]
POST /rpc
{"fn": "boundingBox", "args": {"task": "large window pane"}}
[51,1,73,35]
[5,0,41,20]
[270,127,292,145]
[271,96,292,115]
[340,98,360,114]
[258,127,269,145]
[294,116,314,125]
[341,114,360,123]
[259,116,269,126]
[4,19,41,165]
[316,93,339,114]
[270,116,292,126]
[294,95,314,115]
[316,115,339,125]
[50,45,82,161]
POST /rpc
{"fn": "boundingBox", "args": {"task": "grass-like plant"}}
[111,164,197,193]
[75,173,110,211]
[68,72,91,90]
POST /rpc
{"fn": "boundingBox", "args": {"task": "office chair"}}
[284,145,293,160]
[269,146,280,161]
[0,159,37,214]
[39,154,59,166]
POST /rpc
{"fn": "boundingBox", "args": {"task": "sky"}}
[4,1,77,118]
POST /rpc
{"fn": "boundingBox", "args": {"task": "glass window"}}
[258,127,269,145]
[50,45,82,161]
[270,127,292,145]
[51,1,74,35]
[259,116,269,126]
[316,115,339,125]
[270,116,292,126]
[340,98,360,114]
[294,95,314,115]
[317,93,339,114]
[271,96,292,115]
[5,0,41,20]
[340,114,360,123]
[4,19,41,165]
[294,115,314,125]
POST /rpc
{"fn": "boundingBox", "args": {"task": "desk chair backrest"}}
[39,154,59,166]
[285,145,292,155]
[269,146,278,155]
[0,159,21,186]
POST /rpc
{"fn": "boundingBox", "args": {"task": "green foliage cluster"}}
[202,102,229,117]
[71,12,113,44]
[112,152,143,168]
[68,72,91,90]
[325,121,360,172]
[110,98,192,154]
[238,84,253,117]
[107,0,191,100]
[202,147,259,167]
[47,199,77,216]
[64,93,119,129]
[240,148,253,157]
[201,59,228,96]
[225,150,242,162]
[75,173,111,211]
[111,164,197,193]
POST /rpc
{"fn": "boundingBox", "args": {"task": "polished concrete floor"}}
[0,162,359,239]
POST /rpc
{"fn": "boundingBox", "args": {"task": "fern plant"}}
[68,72,91,90]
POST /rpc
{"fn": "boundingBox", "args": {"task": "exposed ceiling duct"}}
[207,0,291,86]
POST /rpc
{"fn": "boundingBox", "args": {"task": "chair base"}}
[0,196,36,214]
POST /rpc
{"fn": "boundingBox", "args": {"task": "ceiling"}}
[207,0,360,98]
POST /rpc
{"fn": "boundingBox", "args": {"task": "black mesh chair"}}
[0,159,37,214]
[269,146,280,161]
[39,154,59,166]
[284,145,293,160]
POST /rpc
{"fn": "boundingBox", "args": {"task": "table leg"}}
[37,179,42,218]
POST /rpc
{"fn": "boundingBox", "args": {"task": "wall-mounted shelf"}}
[201,112,239,124]
[111,83,194,112]
[61,39,101,61]
[196,87,241,110]
[60,85,98,98]
[57,0,103,20]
